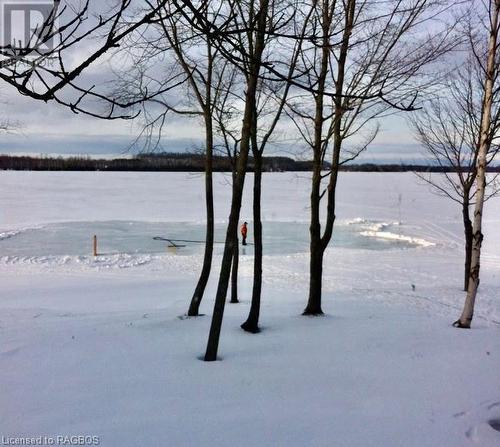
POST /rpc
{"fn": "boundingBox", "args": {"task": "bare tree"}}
[0,1,204,117]
[454,0,500,328]
[159,4,222,317]
[201,0,455,358]
[411,57,500,291]
[285,0,456,315]
[89,1,243,316]
[204,0,276,361]
[241,15,309,333]
[213,62,244,306]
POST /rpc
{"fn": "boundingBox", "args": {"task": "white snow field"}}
[1,171,499,447]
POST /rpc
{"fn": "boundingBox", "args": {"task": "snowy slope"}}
[0,172,499,447]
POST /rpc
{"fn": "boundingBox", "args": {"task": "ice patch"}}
[0,219,432,261]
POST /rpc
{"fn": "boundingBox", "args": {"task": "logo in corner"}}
[0,0,59,56]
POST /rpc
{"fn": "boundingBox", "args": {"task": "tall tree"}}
[241,15,309,333]
[285,0,456,315]
[204,0,274,361]
[160,5,221,317]
[454,0,500,328]
[110,2,238,316]
[211,61,244,305]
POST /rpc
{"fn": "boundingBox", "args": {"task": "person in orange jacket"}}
[240,222,248,245]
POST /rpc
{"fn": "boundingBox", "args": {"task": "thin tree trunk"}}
[304,159,325,315]
[188,113,214,316]
[204,166,250,360]
[303,0,329,315]
[242,151,263,332]
[454,0,499,328]
[304,0,354,315]
[185,38,215,317]
[204,214,239,361]
[306,239,325,315]
[230,240,239,303]
[462,199,473,292]
[204,20,267,360]
[204,0,268,361]
[229,160,239,304]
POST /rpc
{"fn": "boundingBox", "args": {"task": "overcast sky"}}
[0,77,428,164]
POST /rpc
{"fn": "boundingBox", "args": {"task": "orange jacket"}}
[240,224,248,237]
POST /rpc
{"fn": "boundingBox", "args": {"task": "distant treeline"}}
[1,153,499,172]
[0,153,320,172]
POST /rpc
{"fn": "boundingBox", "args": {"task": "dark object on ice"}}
[241,222,248,246]
[153,236,253,247]
[153,237,186,248]
[411,284,416,291]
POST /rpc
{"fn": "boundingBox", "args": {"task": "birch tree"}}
[454,0,500,328]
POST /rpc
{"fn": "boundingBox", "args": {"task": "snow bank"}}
[0,229,21,240]
[360,230,436,247]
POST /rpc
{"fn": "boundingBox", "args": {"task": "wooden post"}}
[93,235,97,257]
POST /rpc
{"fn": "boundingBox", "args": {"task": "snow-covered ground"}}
[1,171,499,447]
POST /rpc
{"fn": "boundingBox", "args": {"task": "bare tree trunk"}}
[204,0,268,361]
[454,0,499,328]
[304,159,325,315]
[230,240,239,303]
[304,0,353,316]
[462,198,473,292]
[229,165,240,304]
[205,70,260,358]
[188,114,214,316]
[242,151,263,332]
[204,168,250,361]
[303,0,329,315]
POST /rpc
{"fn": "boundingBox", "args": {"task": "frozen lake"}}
[1,171,499,447]
[2,170,484,262]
